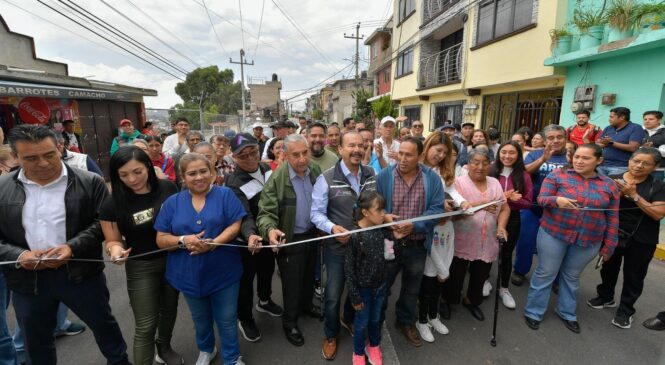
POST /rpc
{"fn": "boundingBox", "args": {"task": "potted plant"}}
[549,27,572,55]
[606,0,638,42]
[635,2,665,34]
[574,2,607,48]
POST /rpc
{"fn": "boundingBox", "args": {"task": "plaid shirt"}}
[538,169,620,256]
[392,167,425,241]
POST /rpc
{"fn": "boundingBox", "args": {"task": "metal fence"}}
[418,43,463,89]
[146,108,268,141]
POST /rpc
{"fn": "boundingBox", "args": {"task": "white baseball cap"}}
[380,116,396,126]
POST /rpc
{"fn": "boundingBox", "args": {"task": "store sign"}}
[18,97,50,125]
[0,81,145,102]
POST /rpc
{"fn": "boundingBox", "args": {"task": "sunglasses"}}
[412,124,423,128]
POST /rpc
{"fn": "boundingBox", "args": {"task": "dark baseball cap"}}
[230,133,259,154]
[270,121,288,129]
[441,121,456,130]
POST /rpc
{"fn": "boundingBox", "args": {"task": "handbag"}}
[617,179,655,248]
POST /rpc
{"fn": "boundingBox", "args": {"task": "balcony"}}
[418,43,463,89]
[422,0,460,26]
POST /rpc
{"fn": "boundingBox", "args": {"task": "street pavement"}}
[6,253,665,365]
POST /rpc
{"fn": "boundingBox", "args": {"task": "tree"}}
[372,95,397,120]
[353,89,373,122]
[311,108,324,120]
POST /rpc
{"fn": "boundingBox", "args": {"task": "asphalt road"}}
[6,254,665,365]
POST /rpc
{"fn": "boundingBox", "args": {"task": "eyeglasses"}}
[234,148,259,160]
[412,124,423,128]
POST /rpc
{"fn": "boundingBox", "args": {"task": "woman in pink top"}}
[441,148,509,321]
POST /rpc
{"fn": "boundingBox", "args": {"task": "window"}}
[476,0,535,45]
[398,0,416,23]
[431,101,464,130]
[396,47,414,77]
[402,106,421,127]
[383,68,390,83]
[371,43,378,59]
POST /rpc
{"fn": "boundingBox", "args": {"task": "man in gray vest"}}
[311,131,377,360]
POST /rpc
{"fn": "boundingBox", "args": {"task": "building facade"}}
[365,19,393,98]
[390,0,566,137]
[330,78,371,124]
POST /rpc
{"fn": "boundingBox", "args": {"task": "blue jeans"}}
[524,229,600,321]
[0,272,16,365]
[353,284,387,356]
[323,247,354,339]
[184,281,240,365]
[381,243,426,325]
[13,303,71,362]
[597,166,627,176]
[513,209,541,276]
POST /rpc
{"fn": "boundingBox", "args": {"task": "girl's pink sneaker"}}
[365,346,382,365]
[353,353,366,365]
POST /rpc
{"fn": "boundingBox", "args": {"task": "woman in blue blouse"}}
[155,153,247,365]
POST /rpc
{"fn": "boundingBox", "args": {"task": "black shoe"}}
[283,326,305,346]
[155,340,184,365]
[643,317,665,331]
[462,302,485,321]
[238,319,261,342]
[612,314,633,329]
[304,306,322,319]
[439,302,451,320]
[524,316,540,330]
[256,299,284,317]
[556,314,580,333]
[511,272,526,287]
[586,296,617,309]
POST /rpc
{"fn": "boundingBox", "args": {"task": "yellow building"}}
[391,0,568,138]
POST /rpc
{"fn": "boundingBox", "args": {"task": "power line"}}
[237,0,246,51]
[202,0,230,58]
[57,0,190,76]
[124,0,212,66]
[271,0,340,71]
[35,0,185,80]
[285,62,355,101]
[251,0,266,59]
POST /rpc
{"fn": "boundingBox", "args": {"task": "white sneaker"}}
[415,322,435,343]
[499,288,516,309]
[235,355,246,365]
[483,280,492,297]
[428,316,449,335]
[195,347,217,365]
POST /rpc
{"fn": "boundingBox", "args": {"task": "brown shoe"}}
[397,323,422,347]
[322,338,337,360]
[340,316,354,336]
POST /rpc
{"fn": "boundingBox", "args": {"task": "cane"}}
[490,235,506,347]
[319,240,325,322]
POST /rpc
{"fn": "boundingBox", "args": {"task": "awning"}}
[0,80,146,102]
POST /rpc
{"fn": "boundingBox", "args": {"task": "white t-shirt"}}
[374,137,400,165]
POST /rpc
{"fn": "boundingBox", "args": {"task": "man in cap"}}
[460,121,475,146]
[252,121,268,153]
[441,121,468,166]
[226,133,284,343]
[110,119,144,155]
[61,120,83,153]
[262,121,290,160]
[374,116,400,165]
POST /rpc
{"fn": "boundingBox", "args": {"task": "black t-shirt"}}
[99,179,178,259]
[610,174,665,245]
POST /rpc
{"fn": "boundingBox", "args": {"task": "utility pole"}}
[230,49,254,131]
[344,22,364,117]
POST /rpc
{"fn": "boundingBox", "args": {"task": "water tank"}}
[272,74,278,82]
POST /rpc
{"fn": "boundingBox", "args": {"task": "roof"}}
[364,18,393,45]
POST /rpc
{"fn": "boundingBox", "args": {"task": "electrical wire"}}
[57,0,190,75]
[238,0,246,51]
[251,0,266,59]
[285,62,355,101]
[35,0,185,80]
[202,0,231,58]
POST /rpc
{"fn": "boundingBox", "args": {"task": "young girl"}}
[345,191,400,365]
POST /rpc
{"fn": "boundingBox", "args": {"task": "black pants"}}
[418,276,441,323]
[500,211,521,288]
[442,257,492,307]
[277,232,316,329]
[238,247,277,322]
[596,241,656,317]
[12,269,128,365]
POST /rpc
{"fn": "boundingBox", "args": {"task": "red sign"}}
[18,97,51,125]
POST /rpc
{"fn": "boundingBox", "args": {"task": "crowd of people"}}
[0,107,664,365]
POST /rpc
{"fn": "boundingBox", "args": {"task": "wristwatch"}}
[633,195,640,203]
[178,235,186,248]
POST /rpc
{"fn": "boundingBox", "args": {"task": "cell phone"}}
[615,178,627,185]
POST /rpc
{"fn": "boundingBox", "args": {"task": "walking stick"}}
[319,240,325,322]
[491,236,507,347]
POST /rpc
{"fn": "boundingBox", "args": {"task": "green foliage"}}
[607,0,639,31]
[573,0,607,32]
[353,89,373,121]
[549,26,572,48]
[311,108,324,120]
[371,95,397,120]
[635,1,665,27]
[172,66,243,116]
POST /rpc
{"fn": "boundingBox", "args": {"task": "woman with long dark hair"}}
[489,141,533,309]
[99,146,181,365]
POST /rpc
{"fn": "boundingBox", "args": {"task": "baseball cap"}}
[119,119,132,126]
[271,121,288,129]
[251,122,264,129]
[441,121,456,130]
[230,133,259,154]
[380,116,396,126]
[461,121,475,128]
[224,129,237,139]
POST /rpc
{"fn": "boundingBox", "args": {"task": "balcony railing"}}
[418,43,463,88]
[423,0,460,25]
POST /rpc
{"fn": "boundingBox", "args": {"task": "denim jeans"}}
[184,281,240,365]
[12,270,128,365]
[513,209,541,276]
[524,229,599,321]
[353,284,387,355]
[323,247,354,339]
[597,166,627,177]
[381,243,426,325]
[126,258,179,365]
[13,302,71,362]
[0,271,16,365]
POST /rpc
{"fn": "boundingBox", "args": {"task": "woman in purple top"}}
[489,141,533,309]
